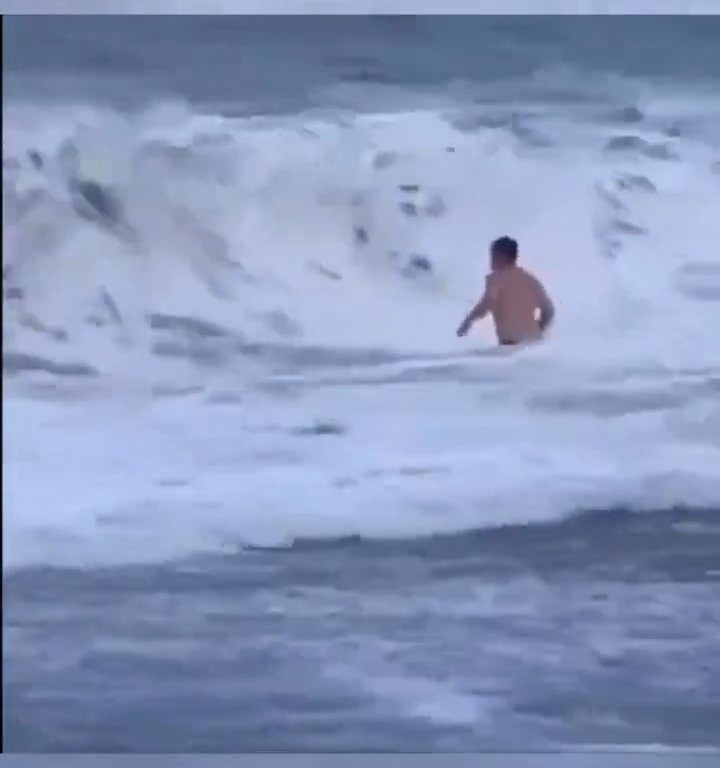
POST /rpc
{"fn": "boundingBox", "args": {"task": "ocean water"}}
[3,14,720,752]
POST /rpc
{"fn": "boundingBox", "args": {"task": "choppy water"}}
[3,14,720,752]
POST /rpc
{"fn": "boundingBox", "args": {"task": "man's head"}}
[490,236,518,271]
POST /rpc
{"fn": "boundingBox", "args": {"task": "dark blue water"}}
[5,508,720,751]
[5,16,720,112]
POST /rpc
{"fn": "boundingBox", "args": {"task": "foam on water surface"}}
[3,89,720,569]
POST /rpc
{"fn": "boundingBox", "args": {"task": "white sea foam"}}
[3,93,720,569]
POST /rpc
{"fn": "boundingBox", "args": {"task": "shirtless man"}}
[456,236,555,345]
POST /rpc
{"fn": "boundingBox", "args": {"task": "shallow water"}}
[5,508,720,751]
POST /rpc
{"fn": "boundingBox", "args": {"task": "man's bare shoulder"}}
[516,266,547,290]
[514,265,535,280]
[484,271,502,296]
[493,266,532,287]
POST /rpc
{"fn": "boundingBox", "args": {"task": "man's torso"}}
[486,266,545,344]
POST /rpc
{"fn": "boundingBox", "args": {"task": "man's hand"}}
[456,317,472,337]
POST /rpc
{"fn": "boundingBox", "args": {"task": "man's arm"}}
[536,281,555,333]
[457,277,495,337]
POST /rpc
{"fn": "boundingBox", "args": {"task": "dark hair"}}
[491,236,518,262]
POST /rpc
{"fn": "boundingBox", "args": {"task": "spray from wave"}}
[4,96,719,381]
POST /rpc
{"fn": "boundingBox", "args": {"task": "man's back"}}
[486,266,553,344]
